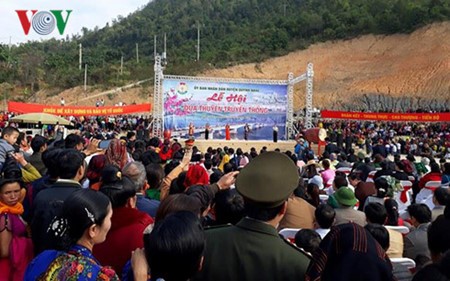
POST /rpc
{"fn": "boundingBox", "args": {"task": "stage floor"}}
[178,138,318,154]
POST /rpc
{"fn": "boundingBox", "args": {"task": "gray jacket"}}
[403,223,431,260]
[0,139,15,171]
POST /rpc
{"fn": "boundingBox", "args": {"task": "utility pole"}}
[196,22,200,61]
[7,36,11,67]
[79,43,82,70]
[163,33,167,61]
[136,43,139,63]
[283,1,287,17]
[84,64,88,92]
[154,35,157,58]
[120,56,123,75]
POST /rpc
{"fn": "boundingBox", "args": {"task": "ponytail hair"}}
[384,199,399,226]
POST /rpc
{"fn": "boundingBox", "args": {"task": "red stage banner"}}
[321,110,450,122]
[8,101,151,116]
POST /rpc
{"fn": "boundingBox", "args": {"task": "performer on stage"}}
[225,123,231,140]
[244,123,250,141]
[188,122,195,137]
[273,124,278,143]
[205,123,210,140]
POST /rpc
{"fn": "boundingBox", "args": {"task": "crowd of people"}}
[0,115,449,280]
[293,120,450,160]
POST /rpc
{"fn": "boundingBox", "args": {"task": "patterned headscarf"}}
[86,154,106,185]
[305,223,395,281]
[105,139,128,170]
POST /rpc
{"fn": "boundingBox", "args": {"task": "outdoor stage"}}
[177,138,319,154]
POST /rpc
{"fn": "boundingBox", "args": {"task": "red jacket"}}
[93,207,153,276]
[419,172,442,189]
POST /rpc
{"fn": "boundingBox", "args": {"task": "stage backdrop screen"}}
[163,78,288,140]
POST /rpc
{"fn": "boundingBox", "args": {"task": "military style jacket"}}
[193,217,311,281]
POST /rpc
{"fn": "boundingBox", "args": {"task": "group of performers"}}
[187,122,279,142]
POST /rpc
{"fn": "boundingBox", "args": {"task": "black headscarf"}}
[305,223,396,281]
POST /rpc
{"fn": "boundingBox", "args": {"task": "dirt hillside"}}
[35,22,450,111]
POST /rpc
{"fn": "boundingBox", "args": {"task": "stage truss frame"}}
[152,58,314,140]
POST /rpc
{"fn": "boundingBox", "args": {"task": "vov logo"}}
[16,10,73,35]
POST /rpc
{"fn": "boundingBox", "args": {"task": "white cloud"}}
[0,0,150,44]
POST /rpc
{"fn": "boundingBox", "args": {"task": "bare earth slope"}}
[36,22,450,111]
[201,22,450,110]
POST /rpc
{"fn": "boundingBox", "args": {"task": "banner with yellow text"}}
[321,110,450,122]
[8,101,151,116]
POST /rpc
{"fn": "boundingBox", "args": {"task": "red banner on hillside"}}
[8,102,151,116]
[321,110,450,122]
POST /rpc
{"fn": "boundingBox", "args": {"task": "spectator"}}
[304,163,324,190]
[419,162,442,190]
[365,223,413,281]
[321,159,336,187]
[295,229,322,255]
[0,127,19,171]
[95,170,154,276]
[327,174,349,208]
[364,203,403,258]
[403,204,432,263]
[314,204,335,239]
[213,189,245,225]
[123,211,205,281]
[413,214,450,280]
[29,135,48,175]
[145,163,164,200]
[31,149,85,255]
[348,172,377,211]
[432,188,450,221]
[384,199,404,226]
[365,223,390,252]
[155,194,201,223]
[123,162,159,219]
[0,177,33,280]
[442,163,450,185]
[306,183,321,207]
[85,154,106,190]
[306,223,395,281]
[105,139,129,170]
[333,187,366,227]
[279,180,316,230]
[25,189,119,280]
[364,177,393,209]
[193,152,311,280]
[64,134,85,151]
[428,214,450,263]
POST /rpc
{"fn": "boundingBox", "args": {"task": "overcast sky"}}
[0,0,151,44]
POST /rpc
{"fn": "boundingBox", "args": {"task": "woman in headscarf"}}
[184,164,209,189]
[305,223,396,281]
[86,154,106,190]
[159,139,173,163]
[105,139,129,170]
[0,177,33,281]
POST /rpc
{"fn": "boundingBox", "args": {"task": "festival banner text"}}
[321,110,450,122]
[8,101,151,116]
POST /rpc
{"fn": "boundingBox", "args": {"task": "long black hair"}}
[145,211,205,281]
[48,189,110,250]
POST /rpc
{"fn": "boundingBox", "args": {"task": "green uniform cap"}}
[236,151,299,208]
